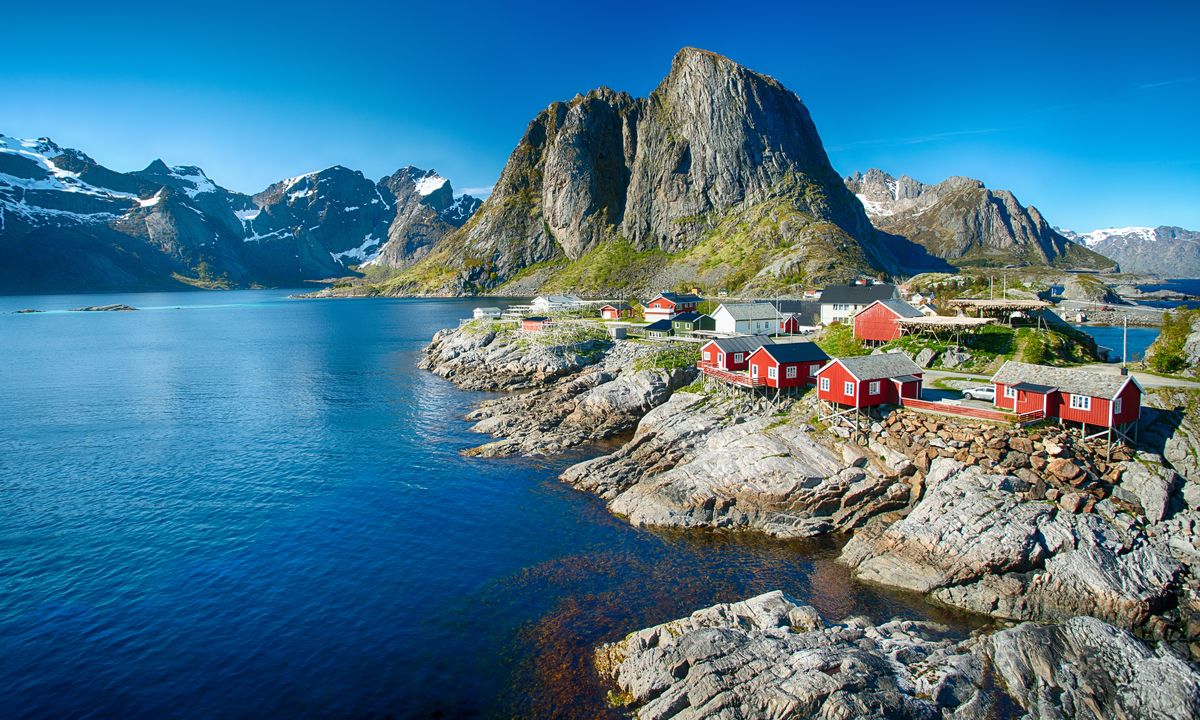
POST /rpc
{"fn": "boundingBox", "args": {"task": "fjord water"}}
[0,291,973,719]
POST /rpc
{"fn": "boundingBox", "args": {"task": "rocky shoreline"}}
[422,323,1200,717]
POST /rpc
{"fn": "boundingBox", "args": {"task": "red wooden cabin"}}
[522,316,551,332]
[600,303,632,320]
[645,292,703,322]
[853,299,923,343]
[779,314,803,334]
[699,336,774,372]
[746,342,829,388]
[990,361,1141,427]
[816,353,923,408]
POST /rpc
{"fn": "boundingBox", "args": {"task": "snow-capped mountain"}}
[0,133,482,293]
[844,168,1114,270]
[1060,226,1200,277]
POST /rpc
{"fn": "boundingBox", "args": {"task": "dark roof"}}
[770,300,808,314]
[601,302,631,310]
[644,319,673,332]
[708,335,775,354]
[991,361,1137,399]
[871,299,923,319]
[757,342,829,364]
[828,352,923,380]
[672,312,703,323]
[893,374,922,383]
[654,292,703,305]
[819,284,898,305]
[524,316,549,322]
[1011,381,1057,394]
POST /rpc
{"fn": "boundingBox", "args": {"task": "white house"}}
[711,302,781,336]
[473,307,503,320]
[530,294,583,313]
[818,284,898,325]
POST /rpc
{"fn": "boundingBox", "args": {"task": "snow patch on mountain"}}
[331,233,382,264]
[414,172,448,197]
[1072,226,1158,247]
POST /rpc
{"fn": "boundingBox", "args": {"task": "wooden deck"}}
[900,396,1044,424]
[699,363,764,388]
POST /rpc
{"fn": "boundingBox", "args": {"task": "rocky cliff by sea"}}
[422,321,1200,718]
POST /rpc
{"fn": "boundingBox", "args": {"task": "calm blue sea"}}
[0,290,974,719]
[1073,325,1161,362]
[1136,278,1200,309]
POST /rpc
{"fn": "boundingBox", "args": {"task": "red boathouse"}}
[600,303,632,320]
[853,299,924,343]
[990,360,1141,429]
[746,342,829,388]
[816,353,924,410]
[522,316,552,332]
[699,335,774,372]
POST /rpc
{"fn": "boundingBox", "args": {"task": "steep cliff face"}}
[1063,226,1200,277]
[396,48,892,296]
[372,167,482,268]
[845,168,1116,270]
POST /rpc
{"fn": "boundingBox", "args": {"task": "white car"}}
[962,386,995,402]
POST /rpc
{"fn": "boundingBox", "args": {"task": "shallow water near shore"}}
[0,290,984,718]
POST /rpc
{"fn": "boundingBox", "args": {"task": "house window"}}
[845,381,855,396]
[1070,394,1092,411]
[810,364,822,376]
[768,367,778,379]
[869,380,881,395]
[819,377,830,391]
[734,353,744,363]
[785,366,797,379]
[703,351,711,361]
[1114,397,1123,415]
[1004,386,1016,399]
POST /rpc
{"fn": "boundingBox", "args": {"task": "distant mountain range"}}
[0,134,480,293]
[5,48,1194,296]
[844,169,1113,271]
[1058,226,1200,277]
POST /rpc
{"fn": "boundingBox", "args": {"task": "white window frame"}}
[1114,397,1123,415]
[785,366,797,379]
[1069,394,1091,411]
[717,352,725,366]
[703,351,711,362]
[1004,386,1016,399]
[845,381,856,396]
[810,364,822,377]
[819,377,830,391]
[734,352,744,363]
[868,380,881,395]
[751,365,760,379]
[768,367,778,379]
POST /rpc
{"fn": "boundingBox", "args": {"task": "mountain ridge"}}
[0,134,482,293]
[1061,225,1200,277]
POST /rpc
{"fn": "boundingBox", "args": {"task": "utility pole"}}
[990,276,994,300]
[1123,315,1128,371]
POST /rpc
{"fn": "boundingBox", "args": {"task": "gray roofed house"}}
[873,299,924,319]
[757,342,829,364]
[990,361,1132,399]
[718,302,778,320]
[709,335,775,354]
[834,352,923,380]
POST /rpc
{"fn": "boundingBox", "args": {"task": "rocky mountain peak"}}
[142,159,172,175]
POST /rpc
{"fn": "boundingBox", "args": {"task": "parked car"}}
[963,386,995,402]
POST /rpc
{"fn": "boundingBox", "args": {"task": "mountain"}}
[0,134,481,293]
[1060,226,1200,277]
[387,48,921,297]
[844,168,1115,271]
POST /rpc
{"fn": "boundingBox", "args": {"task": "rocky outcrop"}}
[561,390,914,538]
[842,458,1182,633]
[845,168,1115,270]
[419,323,606,391]
[597,590,1200,720]
[393,48,902,296]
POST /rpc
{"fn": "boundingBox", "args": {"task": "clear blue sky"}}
[5,0,1197,230]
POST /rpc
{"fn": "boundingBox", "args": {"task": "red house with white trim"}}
[699,336,773,371]
[746,342,829,388]
[853,299,924,343]
[816,353,924,409]
[990,360,1141,428]
[600,303,632,320]
[644,292,703,322]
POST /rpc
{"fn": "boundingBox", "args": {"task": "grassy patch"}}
[815,324,869,357]
[632,343,701,371]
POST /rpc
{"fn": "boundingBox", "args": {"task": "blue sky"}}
[4,0,1197,229]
